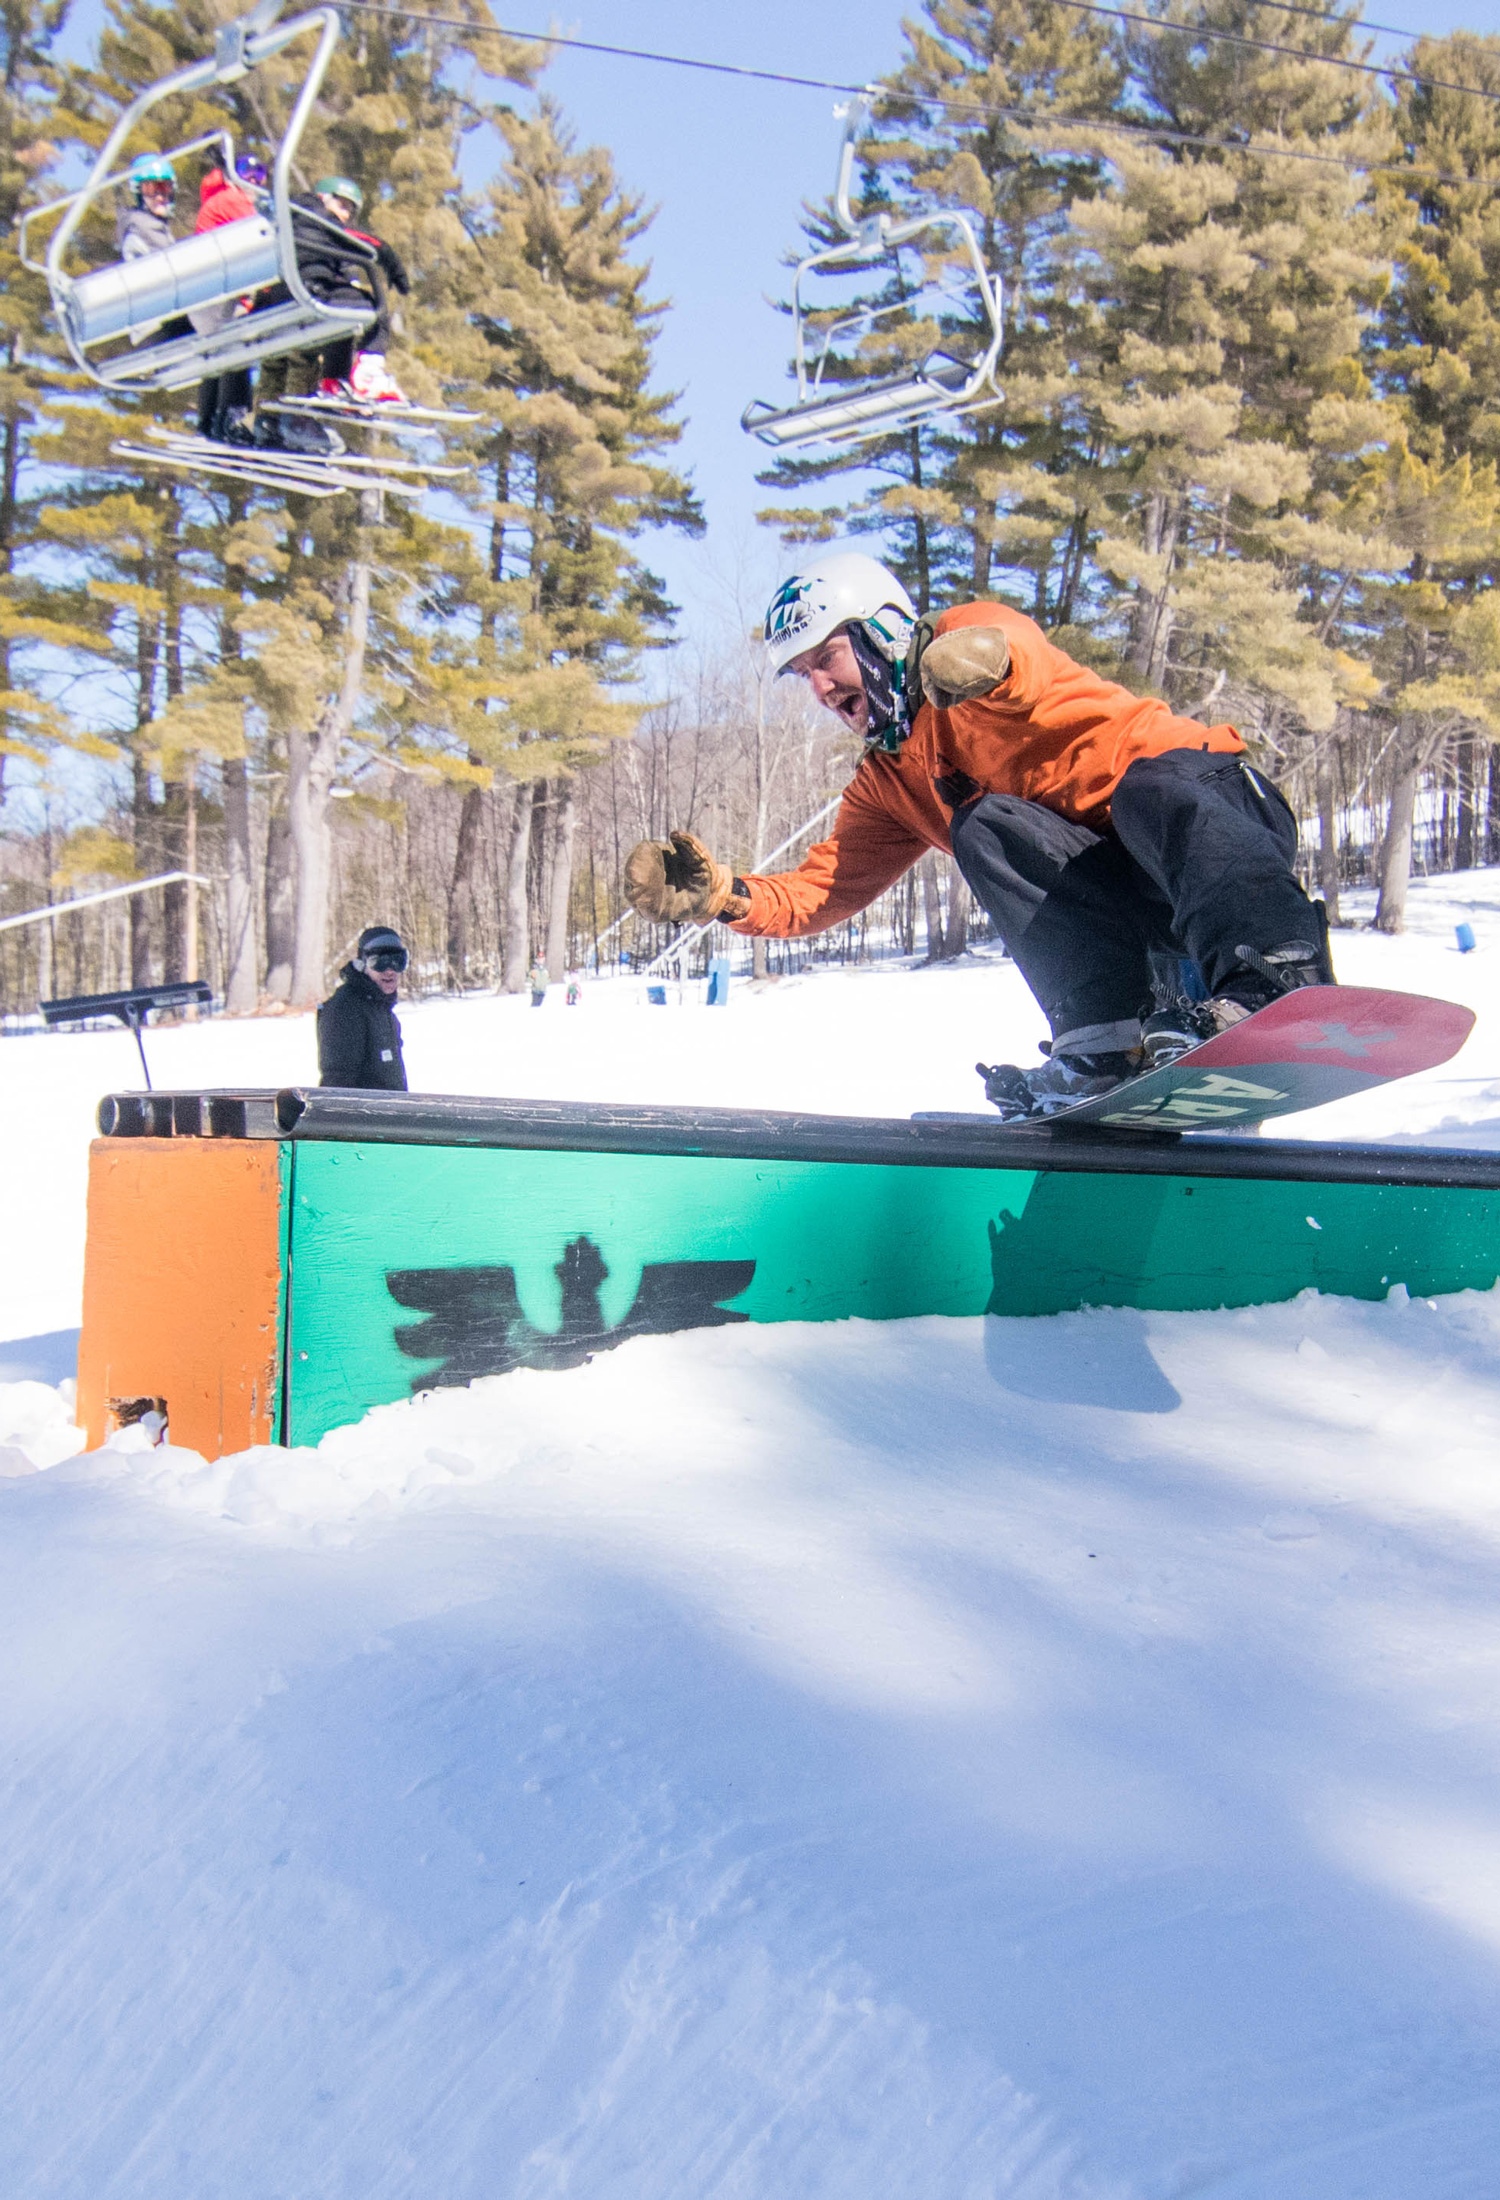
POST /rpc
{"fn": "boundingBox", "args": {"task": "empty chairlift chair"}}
[741,92,1006,454]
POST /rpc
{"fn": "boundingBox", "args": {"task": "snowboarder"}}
[316,925,409,1091]
[528,958,549,1007]
[254,175,410,456]
[621,553,1333,1118]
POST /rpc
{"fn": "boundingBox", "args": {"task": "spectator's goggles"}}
[365,947,408,972]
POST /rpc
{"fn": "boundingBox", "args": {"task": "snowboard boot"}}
[1142,938,1331,1068]
[977,1048,1142,1122]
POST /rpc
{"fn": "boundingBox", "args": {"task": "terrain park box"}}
[77,1087,1500,1459]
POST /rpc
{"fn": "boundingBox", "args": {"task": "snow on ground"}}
[4,872,1500,2192]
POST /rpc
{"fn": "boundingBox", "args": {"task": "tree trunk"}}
[130,753,154,985]
[1314,733,1342,925]
[222,753,258,1013]
[447,781,484,985]
[943,874,971,959]
[160,779,187,984]
[1375,736,1421,934]
[545,777,577,981]
[183,764,199,988]
[263,789,295,1002]
[1456,730,1476,872]
[920,850,944,961]
[501,779,534,991]
[289,543,372,1009]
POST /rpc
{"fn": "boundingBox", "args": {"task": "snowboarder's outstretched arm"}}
[623,769,932,941]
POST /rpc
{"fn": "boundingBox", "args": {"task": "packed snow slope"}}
[3,875,1500,2194]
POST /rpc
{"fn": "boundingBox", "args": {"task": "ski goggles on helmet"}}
[235,154,268,187]
[365,946,408,972]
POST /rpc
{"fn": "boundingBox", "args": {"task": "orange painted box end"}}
[77,1138,286,1460]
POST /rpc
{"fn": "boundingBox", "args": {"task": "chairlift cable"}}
[1045,0,1500,106]
[337,2,1500,184]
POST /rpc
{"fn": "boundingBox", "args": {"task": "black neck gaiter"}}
[846,622,909,752]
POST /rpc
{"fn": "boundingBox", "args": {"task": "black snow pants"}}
[948,749,1322,1049]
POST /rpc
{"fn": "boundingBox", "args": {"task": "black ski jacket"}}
[288,195,407,303]
[317,965,407,1090]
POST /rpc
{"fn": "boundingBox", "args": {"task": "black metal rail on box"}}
[91,1085,1500,1193]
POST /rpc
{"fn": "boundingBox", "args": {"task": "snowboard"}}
[994,986,1474,1136]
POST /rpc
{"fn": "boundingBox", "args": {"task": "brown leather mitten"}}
[918,625,1012,710]
[623,830,749,923]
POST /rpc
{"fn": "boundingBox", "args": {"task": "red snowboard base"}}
[1036,986,1474,1135]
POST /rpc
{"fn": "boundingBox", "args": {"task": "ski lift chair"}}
[741,93,1005,454]
[19,0,374,395]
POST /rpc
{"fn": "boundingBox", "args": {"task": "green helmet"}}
[315,174,363,211]
[129,152,176,203]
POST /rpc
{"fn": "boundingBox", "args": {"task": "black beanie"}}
[356,925,404,957]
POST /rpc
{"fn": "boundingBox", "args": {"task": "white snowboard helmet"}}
[763,552,916,675]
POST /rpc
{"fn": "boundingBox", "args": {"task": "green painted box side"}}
[283,1140,1500,1446]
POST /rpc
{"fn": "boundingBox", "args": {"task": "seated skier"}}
[621,553,1334,1120]
[188,151,268,446]
[254,175,410,456]
[116,152,178,264]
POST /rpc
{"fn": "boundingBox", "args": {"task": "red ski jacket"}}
[195,169,258,233]
[731,600,1245,940]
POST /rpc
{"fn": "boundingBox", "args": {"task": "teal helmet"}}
[315,174,363,211]
[128,152,175,204]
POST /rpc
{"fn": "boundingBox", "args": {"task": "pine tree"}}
[0,0,121,820]
[1364,30,1500,929]
[428,97,702,988]
[46,0,543,1001]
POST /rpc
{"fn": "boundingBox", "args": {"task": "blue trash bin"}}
[646,984,668,1006]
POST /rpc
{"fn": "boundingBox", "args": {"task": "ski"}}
[965,986,1476,1137]
[112,438,425,499]
[145,427,468,482]
[264,394,482,427]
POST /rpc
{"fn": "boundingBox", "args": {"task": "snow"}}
[3,871,1500,2193]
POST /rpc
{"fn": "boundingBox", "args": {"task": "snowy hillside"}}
[3,875,1500,2194]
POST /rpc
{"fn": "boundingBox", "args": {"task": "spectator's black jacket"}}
[317,965,407,1090]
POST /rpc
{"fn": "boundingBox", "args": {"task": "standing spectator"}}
[528,957,549,1007]
[317,925,408,1089]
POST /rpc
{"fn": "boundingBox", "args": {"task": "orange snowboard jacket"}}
[731,599,1244,940]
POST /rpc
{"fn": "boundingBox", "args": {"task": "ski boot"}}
[348,352,408,404]
[977,1047,1143,1122]
[1141,939,1330,1068]
[211,405,255,449]
[256,410,346,459]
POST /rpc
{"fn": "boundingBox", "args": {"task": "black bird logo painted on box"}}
[386,1234,756,1388]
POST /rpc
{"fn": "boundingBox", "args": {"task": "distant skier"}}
[317,925,408,1091]
[528,958,549,1007]
[622,553,1333,1118]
